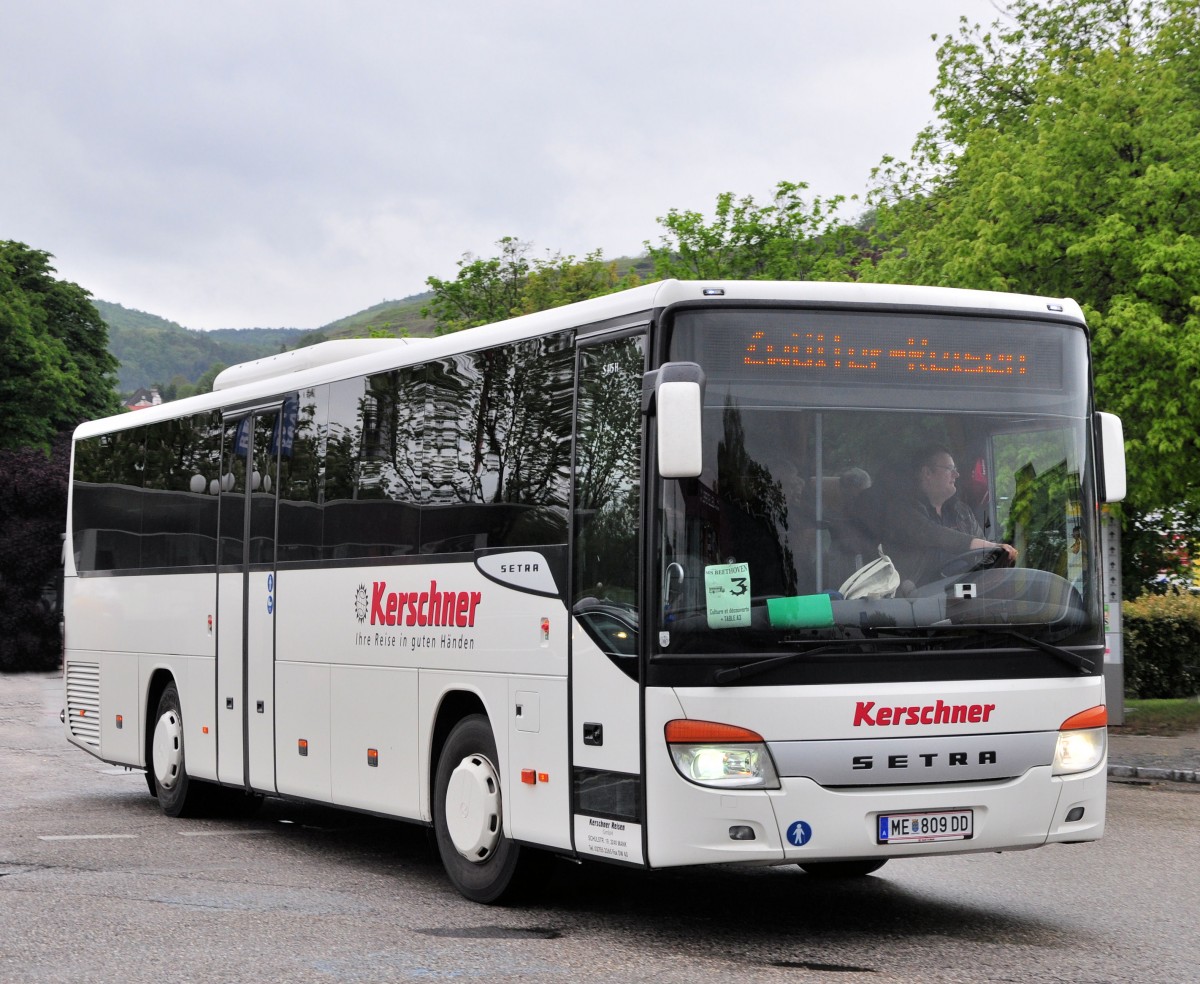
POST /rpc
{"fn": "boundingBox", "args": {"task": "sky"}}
[2,1,1002,331]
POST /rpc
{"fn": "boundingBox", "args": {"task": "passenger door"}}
[216,409,281,792]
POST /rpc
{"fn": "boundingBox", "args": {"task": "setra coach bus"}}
[63,279,1126,902]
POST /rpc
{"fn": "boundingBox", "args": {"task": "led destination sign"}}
[684,311,1071,391]
[744,331,1029,378]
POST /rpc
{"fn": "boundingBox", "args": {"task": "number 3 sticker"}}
[704,562,752,628]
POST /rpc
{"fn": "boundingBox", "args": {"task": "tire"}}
[433,714,549,904]
[798,859,888,878]
[150,682,205,818]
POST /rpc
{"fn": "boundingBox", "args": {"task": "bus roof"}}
[75,279,1086,440]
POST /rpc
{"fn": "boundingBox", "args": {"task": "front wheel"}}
[799,859,888,878]
[150,682,205,818]
[433,714,548,904]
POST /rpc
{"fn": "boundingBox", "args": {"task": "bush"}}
[0,435,69,673]
[1122,593,1200,699]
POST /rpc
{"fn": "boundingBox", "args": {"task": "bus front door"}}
[570,332,646,861]
[216,410,281,793]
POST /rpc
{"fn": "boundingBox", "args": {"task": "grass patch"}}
[1115,698,1200,736]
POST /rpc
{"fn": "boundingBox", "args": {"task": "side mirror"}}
[1096,412,1126,503]
[644,362,705,479]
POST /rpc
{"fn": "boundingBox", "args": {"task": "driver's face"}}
[921,454,959,506]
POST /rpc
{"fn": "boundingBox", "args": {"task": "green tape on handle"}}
[767,594,835,628]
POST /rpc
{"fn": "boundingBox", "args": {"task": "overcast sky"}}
[2,1,1002,331]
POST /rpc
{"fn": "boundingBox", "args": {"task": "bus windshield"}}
[654,306,1101,680]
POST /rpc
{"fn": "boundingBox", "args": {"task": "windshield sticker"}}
[705,562,752,628]
[767,594,835,629]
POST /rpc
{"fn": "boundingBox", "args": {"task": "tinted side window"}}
[139,413,222,569]
[277,389,325,564]
[574,335,644,607]
[423,334,572,552]
[72,430,145,572]
[322,376,424,560]
[354,369,424,556]
[218,418,248,567]
[72,413,222,573]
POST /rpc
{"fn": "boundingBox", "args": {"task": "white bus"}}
[64,279,1126,902]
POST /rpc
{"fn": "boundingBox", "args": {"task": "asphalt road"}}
[3,671,1199,984]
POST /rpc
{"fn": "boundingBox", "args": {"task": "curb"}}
[1108,764,1200,784]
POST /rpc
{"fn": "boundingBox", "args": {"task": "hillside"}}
[317,294,435,340]
[98,257,658,394]
[97,294,436,393]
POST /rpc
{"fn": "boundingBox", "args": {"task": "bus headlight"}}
[665,719,780,789]
[1053,706,1107,775]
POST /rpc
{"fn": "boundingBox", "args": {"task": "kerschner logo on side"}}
[853,700,996,727]
[357,580,483,628]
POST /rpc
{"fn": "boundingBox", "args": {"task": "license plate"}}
[877,809,973,844]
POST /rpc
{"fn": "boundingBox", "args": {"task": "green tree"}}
[0,242,120,449]
[645,180,862,282]
[422,237,532,335]
[0,434,70,671]
[863,0,1200,588]
[519,248,637,313]
[423,239,638,334]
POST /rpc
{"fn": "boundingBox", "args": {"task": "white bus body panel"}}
[274,661,332,802]
[63,572,216,771]
[329,664,419,816]
[273,559,571,846]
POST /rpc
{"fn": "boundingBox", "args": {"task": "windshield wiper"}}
[712,645,841,685]
[959,626,1097,674]
[880,623,1095,673]
[711,626,1096,684]
[711,637,932,684]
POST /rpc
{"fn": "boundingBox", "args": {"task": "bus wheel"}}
[433,714,545,904]
[798,859,888,878]
[150,682,202,818]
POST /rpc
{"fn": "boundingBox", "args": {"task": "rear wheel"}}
[150,682,205,817]
[433,714,549,904]
[799,859,888,878]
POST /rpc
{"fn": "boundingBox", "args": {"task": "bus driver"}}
[873,444,1017,592]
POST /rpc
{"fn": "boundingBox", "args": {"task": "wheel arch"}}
[428,689,491,809]
[143,667,176,794]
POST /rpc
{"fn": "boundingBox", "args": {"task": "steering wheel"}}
[940,546,1012,578]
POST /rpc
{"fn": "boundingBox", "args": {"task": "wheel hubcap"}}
[152,709,184,790]
[445,752,502,863]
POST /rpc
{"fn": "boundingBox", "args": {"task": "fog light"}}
[1066,807,1085,822]
[729,825,756,841]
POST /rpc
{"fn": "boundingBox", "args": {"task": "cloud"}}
[1,0,996,329]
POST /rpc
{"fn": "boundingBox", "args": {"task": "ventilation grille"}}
[65,661,101,748]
